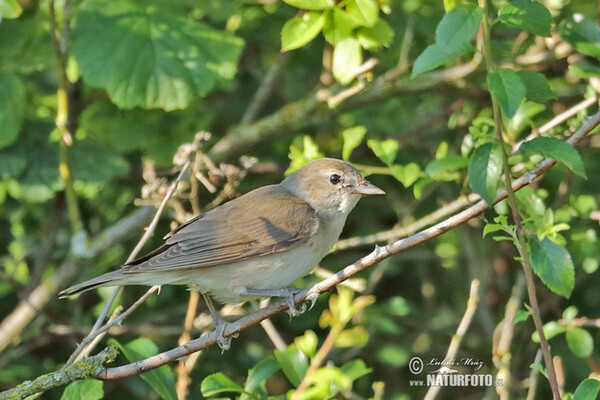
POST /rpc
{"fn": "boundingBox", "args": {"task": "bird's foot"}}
[236,287,304,317]
[306,292,319,311]
[201,293,238,351]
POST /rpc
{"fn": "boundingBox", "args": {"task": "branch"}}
[424,279,480,400]
[99,110,600,381]
[0,346,118,400]
[0,207,154,355]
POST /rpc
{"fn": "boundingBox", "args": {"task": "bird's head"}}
[281,158,385,217]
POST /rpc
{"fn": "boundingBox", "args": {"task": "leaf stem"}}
[49,0,84,234]
[478,1,561,398]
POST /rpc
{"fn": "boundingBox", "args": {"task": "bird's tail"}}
[59,270,125,298]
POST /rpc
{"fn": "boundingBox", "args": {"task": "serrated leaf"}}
[573,379,600,400]
[566,328,594,358]
[435,5,483,48]
[201,373,244,397]
[520,137,586,178]
[367,139,398,166]
[61,380,104,400]
[516,70,556,103]
[0,0,22,19]
[391,163,420,187]
[482,223,506,238]
[346,0,378,28]
[468,142,502,205]
[530,362,547,378]
[411,42,473,78]
[72,0,243,111]
[281,12,325,51]
[282,0,334,10]
[0,74,25,149]
[274,345,309,387]
[487,69,526,118]
[498,0,552,37]
[108,338,177,400]
[342,126,366,161]
[356,19,394,49]
[558,16,600,58]
[332,37,363,84]
[323,9,354,45]
[529,236,575,298]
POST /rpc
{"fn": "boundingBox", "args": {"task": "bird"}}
[60,158,385,348]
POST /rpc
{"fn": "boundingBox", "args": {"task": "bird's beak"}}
[352,180,385,196]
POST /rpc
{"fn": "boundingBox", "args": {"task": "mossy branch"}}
[0,346,118,400]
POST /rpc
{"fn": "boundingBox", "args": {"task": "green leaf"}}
[71,140,130,183]
[340,359,372,381]
[323,9,354,45]
[335,326,369,347]
[573,379,600,400]
[61,380,104,400]
[516,70,556,103]
[566,328,594,358]
[468,142,502,205]
[346,0,378,28]
[0,147,27,178]
[435,5,483,48]
[72,0,244,111]
[558,16,600,58]
[529,236,575,298]
[520,137,586,178]
[486,69,526,118]
[356,19,394,49]
[287,135,324,174]
[0,74,25,149]
[332,37,363,84]
[274,345,309,387]
[367,139,398,166]
[532,321,566,342]
[282,0,334,10]
[342,126,367,161]
[295,330,318,358]
[498,0,552,37]
[411,42,473,78]
[0,0,22,19]
[281,12,325,51]
[425,155,469,181]
[377,344,409,367]
[391,163,420,187]
[108,338,177,400]
[530,362,547,378]
[242,357,280,399]
[482,223,506,238]
[201,373,244,397]
[513,309,530,324]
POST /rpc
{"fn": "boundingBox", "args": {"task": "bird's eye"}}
[329,174,341,185]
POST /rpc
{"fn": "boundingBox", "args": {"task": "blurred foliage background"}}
[1,0,600,398]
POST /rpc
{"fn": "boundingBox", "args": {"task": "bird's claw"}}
[306,292,319,311]
[284,288,305,318]
[215,322,232,352]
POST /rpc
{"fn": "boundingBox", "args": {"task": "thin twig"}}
[176,291,201,400]
[64,161,192,366]
[493,274,526,400]
[98,111,600,380]
[424,280,480,400]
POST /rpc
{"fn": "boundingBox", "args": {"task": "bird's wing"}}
[123,185,319,272]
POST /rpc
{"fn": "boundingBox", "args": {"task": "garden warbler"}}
[60,158,384,347]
